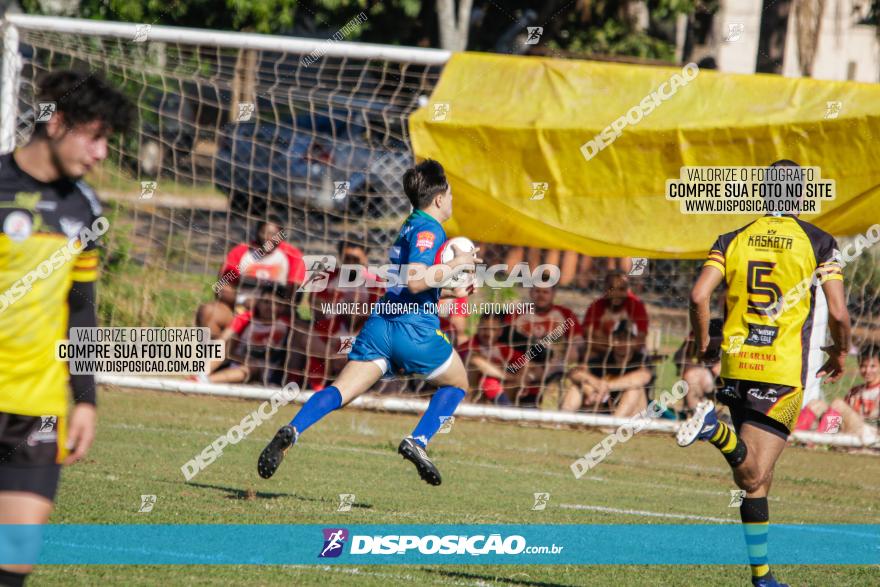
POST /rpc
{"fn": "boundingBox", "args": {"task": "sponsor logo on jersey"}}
[747,233,793,250]
[3,211,33,242]
[718,385,741,400]
[747,387,779,403]
[745,323,779,347]
[416,231,436,252]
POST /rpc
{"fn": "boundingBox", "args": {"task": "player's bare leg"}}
[333,360,388,404]
[678,403,791,587]
[732,423,786,496]
[258,360,383,479]
[0,492,53,577]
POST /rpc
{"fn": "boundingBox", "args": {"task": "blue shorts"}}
[349,314,454,379]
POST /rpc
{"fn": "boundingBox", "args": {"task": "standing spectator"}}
[582,270,649,359]
[561,320,653,417]
[196,217,305,338]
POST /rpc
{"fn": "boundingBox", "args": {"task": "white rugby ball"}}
[438,236,476,289]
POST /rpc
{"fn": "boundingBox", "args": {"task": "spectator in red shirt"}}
[202,284,291,385]
[501,286,583,406]
[461,311,530,405]
[582,271,649,360]
[286,237,381,390]
[196,218,305,339]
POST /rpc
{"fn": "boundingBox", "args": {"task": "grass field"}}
[33,386,880,586]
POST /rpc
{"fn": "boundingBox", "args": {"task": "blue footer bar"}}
[1,524,877,565]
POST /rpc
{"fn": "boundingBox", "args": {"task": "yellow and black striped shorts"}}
[717,378,803,438]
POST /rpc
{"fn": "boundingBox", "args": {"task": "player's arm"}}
[405,243,482,294]
[68,281,97,405]
[65,259,99,465]
[817,278,851,382]
[689,266,724,357]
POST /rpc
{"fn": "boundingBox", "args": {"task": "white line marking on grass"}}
[300,565,487,586]
[103,425,875,518]
[560,503,736,523]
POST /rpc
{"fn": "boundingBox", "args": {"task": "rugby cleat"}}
[398,437,442,486]
[257,425,297,479]
[676,400,719,447]
[752,574,788,587]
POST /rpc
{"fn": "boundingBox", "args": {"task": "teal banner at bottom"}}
[0,524,876,565]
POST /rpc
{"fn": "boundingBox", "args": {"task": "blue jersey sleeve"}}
[405,225,444,266]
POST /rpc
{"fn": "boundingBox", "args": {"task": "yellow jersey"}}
[0,152,101,418]
[704,215,843,388]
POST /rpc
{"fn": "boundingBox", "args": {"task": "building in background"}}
[693,0,879,81]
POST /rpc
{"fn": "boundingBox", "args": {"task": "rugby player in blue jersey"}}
[258,160,480,485]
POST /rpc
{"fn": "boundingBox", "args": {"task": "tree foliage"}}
[22,0,714,61]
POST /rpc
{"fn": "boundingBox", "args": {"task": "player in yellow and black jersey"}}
[0,70,133,586]
[676,160,852,587]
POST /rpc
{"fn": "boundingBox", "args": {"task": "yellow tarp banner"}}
[408,52,880,258]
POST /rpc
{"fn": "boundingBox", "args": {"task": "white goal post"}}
[1,15,875,450]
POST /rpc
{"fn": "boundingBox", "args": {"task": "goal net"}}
[2,16,877,443]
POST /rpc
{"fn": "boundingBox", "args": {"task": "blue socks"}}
[290,386,342,434]
[410,386,466,447]
[290,385,466,448]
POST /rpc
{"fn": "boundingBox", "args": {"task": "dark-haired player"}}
[258,159,480,485]
[677,160,851,587]
[0,70,134,585]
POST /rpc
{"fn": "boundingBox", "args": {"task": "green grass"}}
[86,162,225,200]
[99,264,213,327]
[33,386,880,586]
